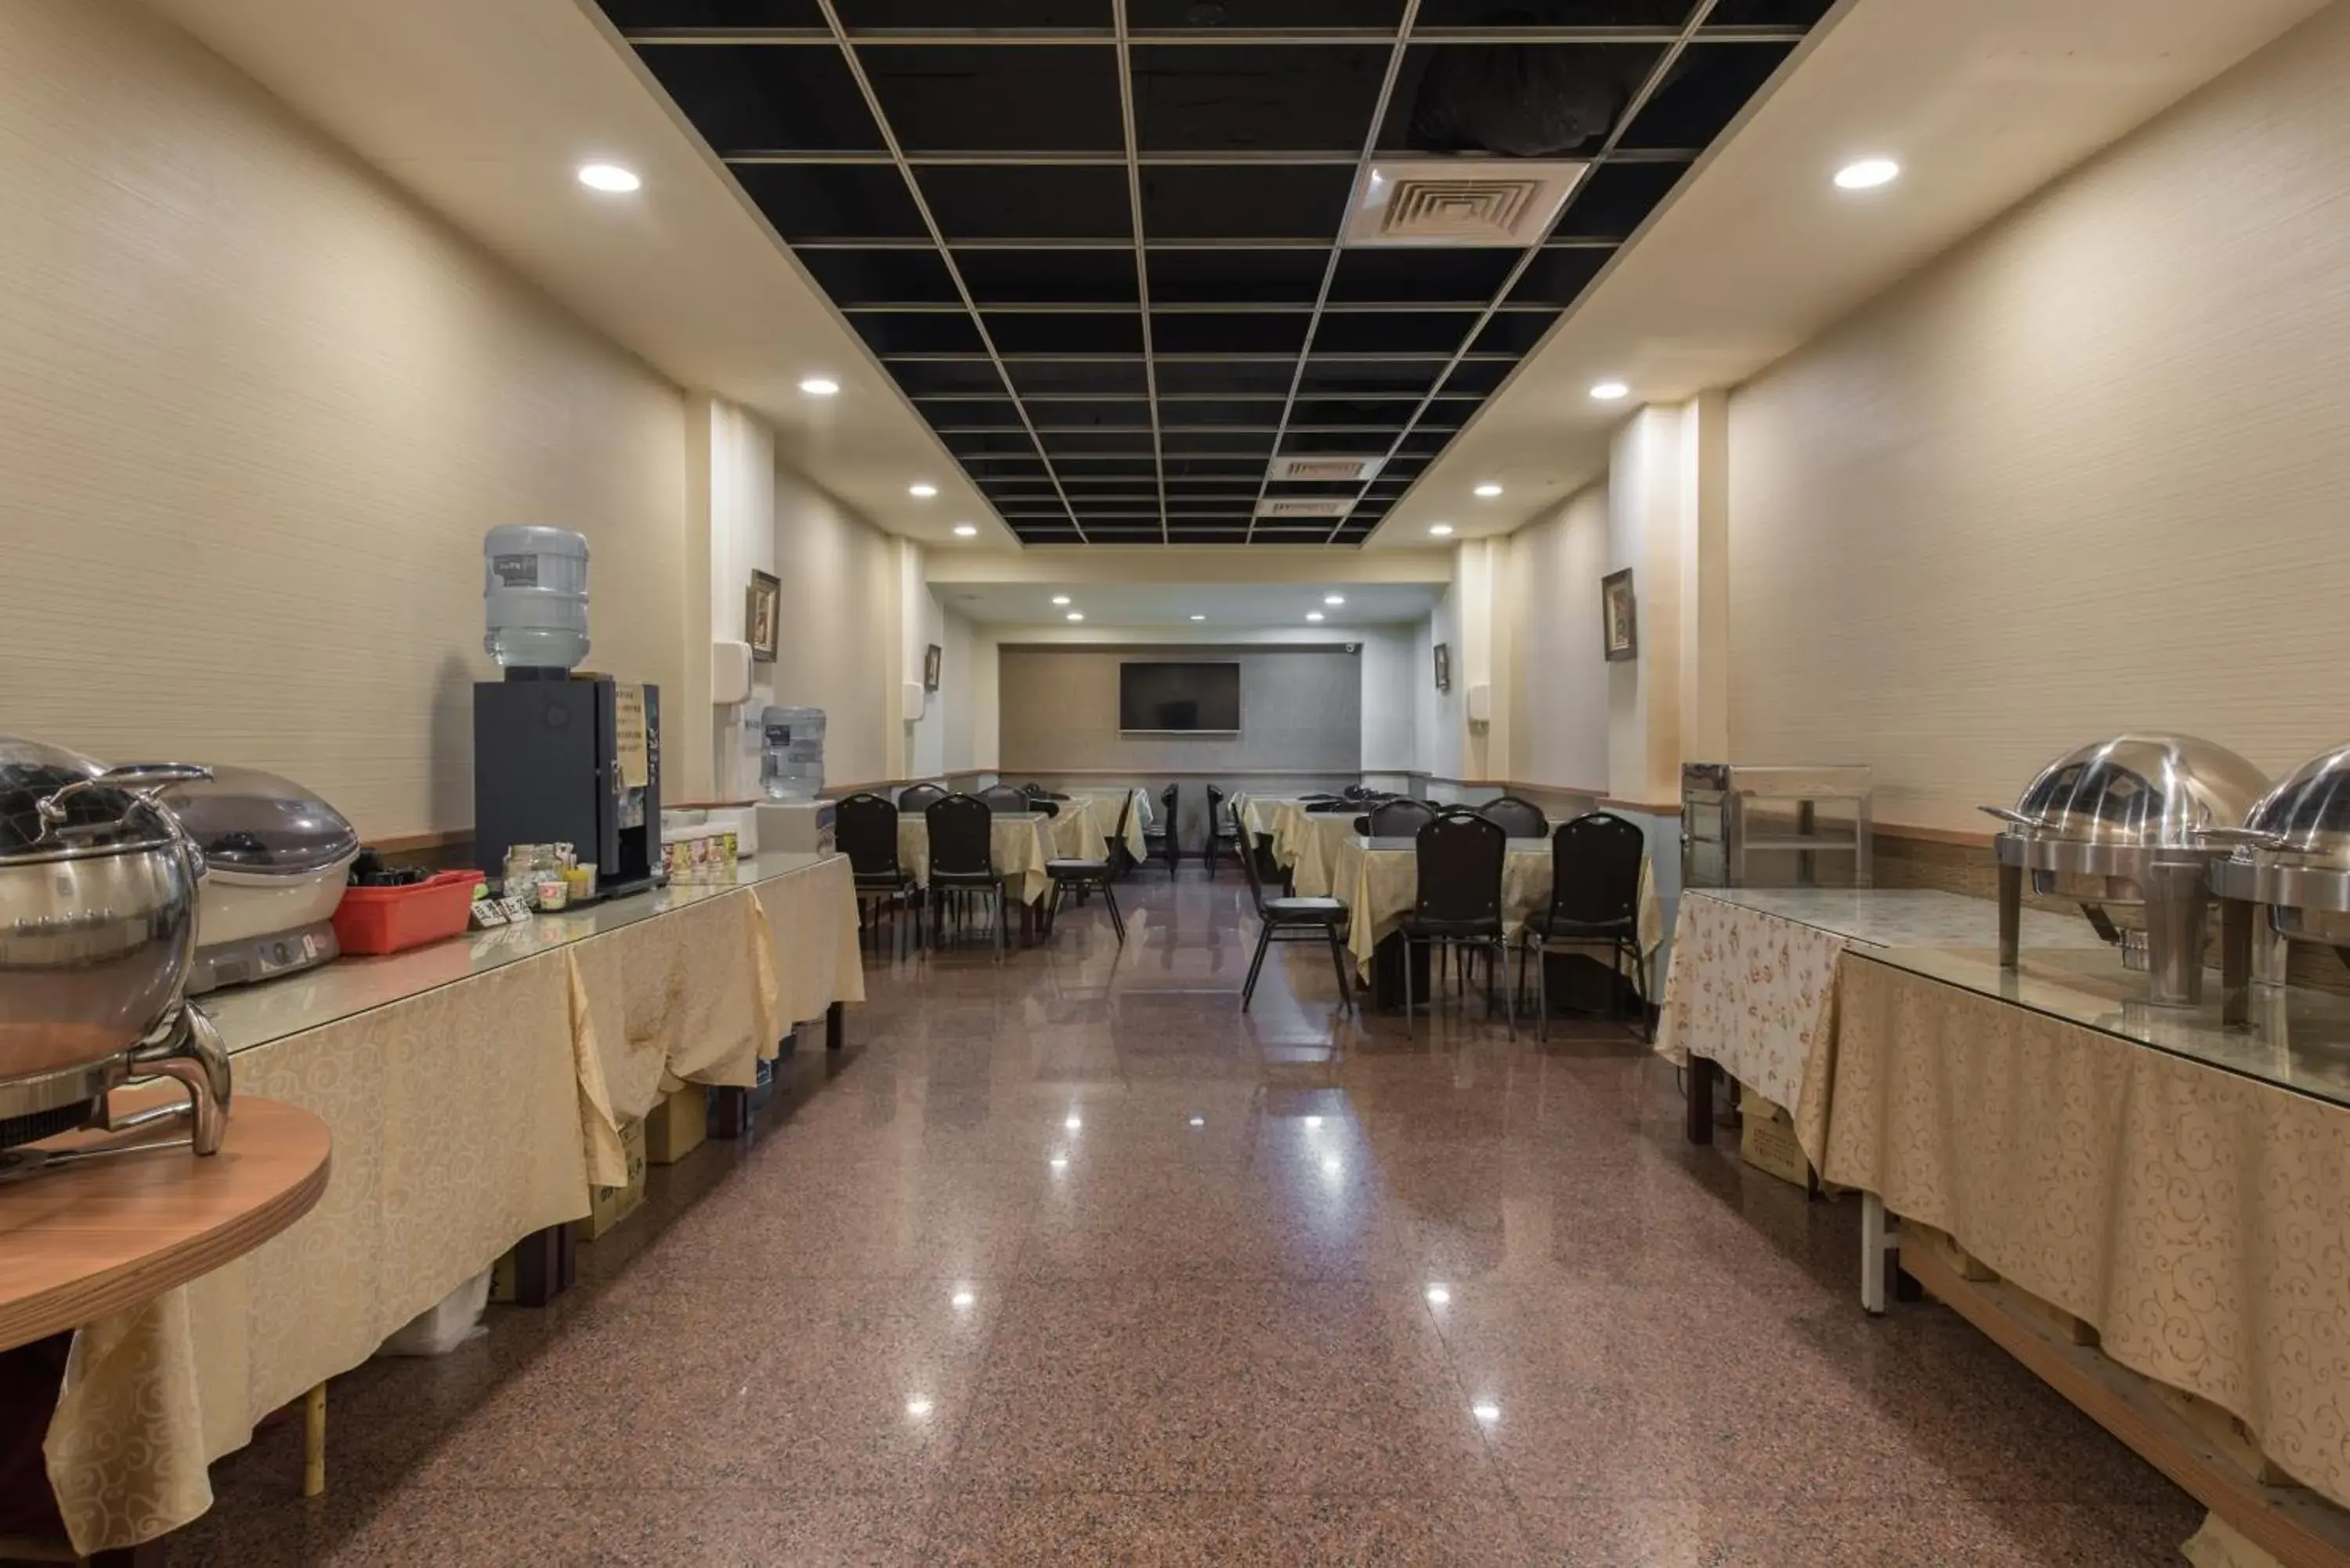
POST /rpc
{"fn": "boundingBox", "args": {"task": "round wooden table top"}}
[0,1096,330,1352]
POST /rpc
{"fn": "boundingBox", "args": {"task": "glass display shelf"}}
[1854,942,2350,1111]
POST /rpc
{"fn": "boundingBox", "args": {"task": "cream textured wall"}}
[1727,0,2350,831]
[1358,624,1419,773]
[769,463,895,789]
[1506,485,1614,793]
[0,0,689,837]
[701,397,776,800]
[937,605,977,774]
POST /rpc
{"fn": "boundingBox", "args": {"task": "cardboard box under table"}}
[34,851,865,1558]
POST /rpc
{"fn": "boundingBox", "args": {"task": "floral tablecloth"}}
[1655,888,2092,1113]
[1327,835,1662,982]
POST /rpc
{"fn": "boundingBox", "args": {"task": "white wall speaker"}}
[902,681,927,722]
[1465,682,1492,724]
[710,639,752,706]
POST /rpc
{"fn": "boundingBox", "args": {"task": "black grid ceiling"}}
[599,0,1831,544]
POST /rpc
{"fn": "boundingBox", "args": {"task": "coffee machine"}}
[473,675,661,901]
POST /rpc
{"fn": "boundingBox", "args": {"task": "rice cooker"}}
[174,768,360,993]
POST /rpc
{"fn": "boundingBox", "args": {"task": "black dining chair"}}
[1477,796,1549,840]
[1043,792,1130,944]
[1518,811,1648,1042]
[978,784,1034,815]
[1203,784,1243,876]
[925,793,1007,960]
[835,792,920,957]
[1399,809,1512,1037]
[896,782,946,813]
[1143,783,1180,871]
[1365,798,1439,838]
[1236,819,1354,1016]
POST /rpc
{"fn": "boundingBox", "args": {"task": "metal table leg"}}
[1685,1054,1718,1145]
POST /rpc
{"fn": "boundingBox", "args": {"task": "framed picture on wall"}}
[924,642,942,692]
[746,569,780,663]
[1601,568,1638,663]
[1433,641,1452,692]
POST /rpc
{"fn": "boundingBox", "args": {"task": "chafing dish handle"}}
[1979,805,2037,827]
[35,762,214,828]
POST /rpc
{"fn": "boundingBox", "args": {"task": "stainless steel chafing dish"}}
[1983,734,2270,1006]
[2214,741,2350,1021]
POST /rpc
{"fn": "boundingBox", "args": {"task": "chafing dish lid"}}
[2236,742,2350,866]
[0,735,163,858]
[2003,733,2269,848]
[168,767,360,876]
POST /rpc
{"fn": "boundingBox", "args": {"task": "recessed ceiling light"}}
[1189,614,1206,621]
[909,483,937,498]
[1429,522,1455,537]
[1306,612,1325,622]
[1066,612,1084,622]
[952,523,978,537]
[1052,595,1072,606]
[1324,594,1345,605]
[1473,482,1502,498]
[576,162,640,193]
[1834,157,1900,190]
[797,377,840,397]
[1589,381,1630,401]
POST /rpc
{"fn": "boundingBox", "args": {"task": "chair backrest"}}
[1160,782,1178,818]
[1414,809,1506,925]
[1234,815,1273,916]
[978,785,1031,815]
[1366,798,1438,838]
[1478,796,1549,840]
[1547,812,1645,927]
[897,782,946,812]
[926,793,996,877]
[1108,790,1134,854]
[834,792,901,879]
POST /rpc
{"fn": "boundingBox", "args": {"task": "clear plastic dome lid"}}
[167,767,360,876]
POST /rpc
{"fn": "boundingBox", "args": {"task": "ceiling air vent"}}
[1343,159,1589,248]
[1253,499,1354,519]
[1271,456,1386,483]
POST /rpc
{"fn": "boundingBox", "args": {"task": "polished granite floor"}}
[172,866,2200,1566]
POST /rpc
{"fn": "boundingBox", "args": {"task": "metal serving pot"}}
[0,737,232,1158]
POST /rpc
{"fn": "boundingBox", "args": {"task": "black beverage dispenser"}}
[472,675,660,901]
[472,526,662,901]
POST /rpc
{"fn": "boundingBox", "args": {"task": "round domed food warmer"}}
[1982,734,2271,1007]
[2213,741,2350,1024]
[0,737,233,1176]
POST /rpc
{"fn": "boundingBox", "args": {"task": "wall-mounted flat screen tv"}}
[1119,661,1240,733]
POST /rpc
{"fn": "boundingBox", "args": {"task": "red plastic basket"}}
[331,870,485,956]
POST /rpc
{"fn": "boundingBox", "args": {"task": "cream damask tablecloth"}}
[1067,789,1150,862]
[1045,798,1110,865]
[896,813,1053,905]
[1801,952,2350,1516]
[42,856,864,1554]
[1654,889,2098,1115]
[1328,836,1662,981]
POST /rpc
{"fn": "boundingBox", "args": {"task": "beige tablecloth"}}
[1278,810,1360,899]
[1328,836,1662,981]
[1046,798,1110,865]
[44,858,865,1555]
[896,814,1052,905]
[1654,889,2101,1116]
[1067,789,1149,862]
[1799,954,2350,1516]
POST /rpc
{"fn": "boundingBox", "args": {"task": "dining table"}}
[1327,832,1664,988]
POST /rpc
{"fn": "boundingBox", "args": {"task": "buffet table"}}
[1657,888,2095,1129]
[1809,943,2350,1561]
[38,851,863,1555]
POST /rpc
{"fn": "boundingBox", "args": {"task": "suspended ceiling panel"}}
[593,0,1832,544]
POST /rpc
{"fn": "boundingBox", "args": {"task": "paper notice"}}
[614,682,649,789]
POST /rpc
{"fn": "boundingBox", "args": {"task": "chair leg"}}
[1242,922,1273,1009]
[1101,880,1126,943]
[1497,938,1513,1040]
[1326,924,1354,1017]
[1403,936,1416,1035]
[1539,942,1553,1043]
